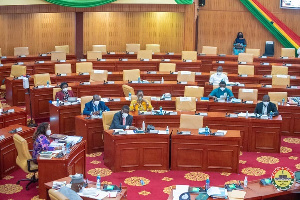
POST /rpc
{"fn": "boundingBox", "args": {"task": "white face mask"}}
[263,102,269,107]
[46,130,51,136]
[122,113,128,118]
[94,101,99,106]
[220,87,225,91]
[62,88,68,92]
[217,72,222,75]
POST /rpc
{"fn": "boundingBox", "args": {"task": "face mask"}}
[62,88,68,92]
[263,102,269,106]
[122,113,128,118]
[220,87,225,91]
[94,101,99,106]
[138,96,143,101]
[217,72,222,75]
[46,130,51,136]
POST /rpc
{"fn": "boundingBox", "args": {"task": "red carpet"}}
[0,136,299,200]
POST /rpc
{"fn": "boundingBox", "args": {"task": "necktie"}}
[123,117,126,125]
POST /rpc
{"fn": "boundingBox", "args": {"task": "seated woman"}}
[129,90,153,111]
[32,122,60,163]
[233,32,247,55]
[55,82,75,101]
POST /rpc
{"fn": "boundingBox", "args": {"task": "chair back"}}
[122,85,135,97]
[81,96,93,113]
[268,92,288,103]
[184,86,204,98]
[159,63,176,72]
[202,46,217,55]
[177,71,195,82]
[146,44,160,53]
[48,189,69,200]
[281,48,295,58]
[182,51,197,61]
[92,45,106,53]
[246,48,260,56]
[33,73,51,87]
[238,89,258,101]
[14,47,29,56]
[238,53,254,63]
[87,51,102,60]
[53,87,72,100]
[0,48,2,57]
[90,70,108,82]
[55,45,69,54]
[55,64,72,74]
[123,69,140,82]
[272,75,290,86]
[180,114,203,129]
[137,50,152,60]
[271,66,288,75]
[11,65,26,77]
[131,95,152,103]
[103,111,119,131]
[76,62,93,74]
[213,85,232,90]
[51,51,66,61]
[176,97,196,111]
[126,44,140,52]
[238,65,254,75]
[13,134,33,173]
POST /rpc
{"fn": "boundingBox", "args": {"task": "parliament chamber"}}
[0,0,300,200]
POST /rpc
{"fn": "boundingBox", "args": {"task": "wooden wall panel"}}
[0,13,75,55]
[184,3,197,51]
[197,0,300,57]
[83,12,184,53]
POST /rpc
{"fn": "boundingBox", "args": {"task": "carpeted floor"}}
[0,136,299,200]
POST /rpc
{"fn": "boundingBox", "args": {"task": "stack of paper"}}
[228,190,246,200]
[207,187,228,199]
[65,136,83,145]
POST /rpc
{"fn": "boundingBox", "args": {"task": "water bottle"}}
[244,176,248,188]
[160,106,163,115]
[138,77,141,83]
[140,179,145,186]
[56,98,59,106]
[282,98,285,105]
[96,174,101,189]
[100,110,103,117]
[142,121,145,131]
[246,111,248,119]
[205,126,209,136]
[205,177,210,191]
[66,143,71,154]
[226,96,229,103]
[161,77,164,84]
[46,81,49,87]
[166,126,169,134]
[269,111,273,119]
[128,92,132,101]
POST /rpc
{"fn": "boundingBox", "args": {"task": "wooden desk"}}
[44,177,127,200]
[171,128,240,173]
[0,125,34,179]
[26,81,197,120]
[0,107,27,128]
[167,181,300,200]
[0,54,76,64]
[204,83,300,99]
[104,129,170,172]
[38,140,86,199]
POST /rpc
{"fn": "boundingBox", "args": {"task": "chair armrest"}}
[27,158,38,172]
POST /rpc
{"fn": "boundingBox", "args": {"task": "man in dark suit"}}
[83,95,110,115]
[110,105,135,129]
[254,95,279,116]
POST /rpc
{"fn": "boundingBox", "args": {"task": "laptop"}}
[68,97,78,103]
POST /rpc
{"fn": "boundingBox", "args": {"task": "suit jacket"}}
[55,90,75,101]
[83,100,110,115]
[109,111,133,129]
[254,102,279,116]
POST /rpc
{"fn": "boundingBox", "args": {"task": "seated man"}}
[208,81,234,100]
[254,95,279,116]
[110,105,135,129]
[83,95,110,115]
[55,82,75,101]
[129,90,153,111]
[209,66,229,85]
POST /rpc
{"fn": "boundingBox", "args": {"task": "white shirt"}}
[209,73,229,85]
[297,48,300,58]
[262,105,268,115]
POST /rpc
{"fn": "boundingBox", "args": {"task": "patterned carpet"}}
[0,136,300,200]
